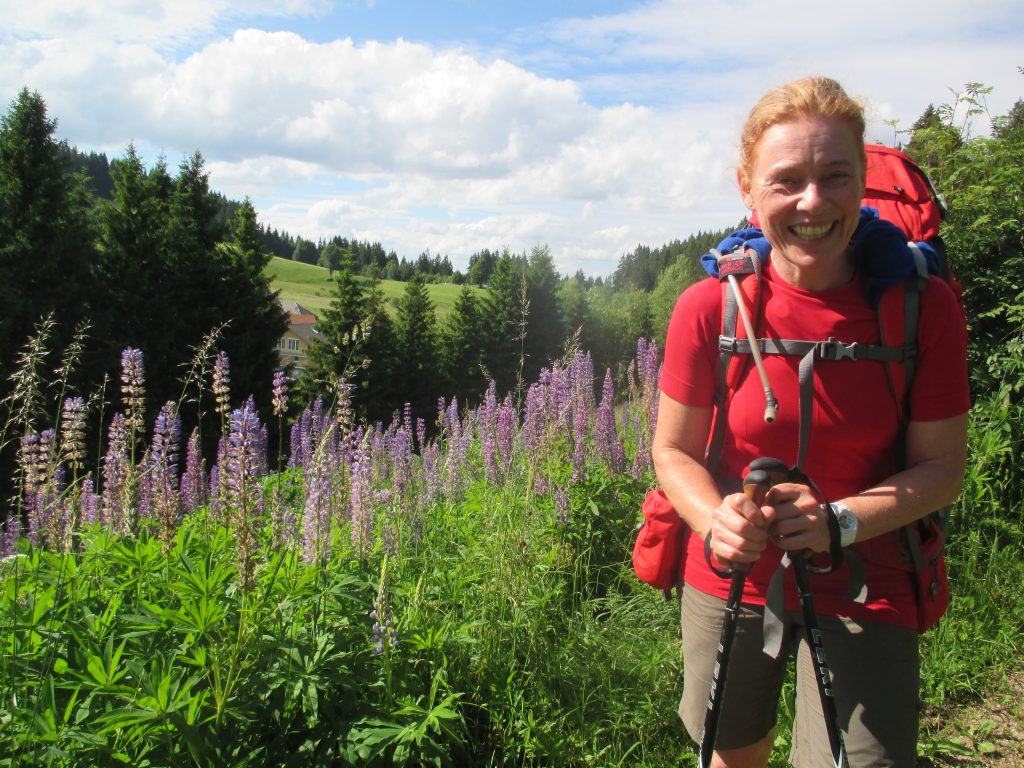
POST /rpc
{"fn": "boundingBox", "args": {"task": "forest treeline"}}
[2,78,1022,501]
[0,86,732,502]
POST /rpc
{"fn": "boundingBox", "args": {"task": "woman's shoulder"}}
[673,275,722,315]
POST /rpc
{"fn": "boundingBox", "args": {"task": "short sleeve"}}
[658,277,721,407]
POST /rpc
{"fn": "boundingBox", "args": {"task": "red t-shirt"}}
[659,258,970,627]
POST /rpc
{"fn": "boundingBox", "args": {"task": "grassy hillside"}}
[265,256,478,317]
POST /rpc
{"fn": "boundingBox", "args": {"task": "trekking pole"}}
[697,468,772,768]
[749,457,846,768]
[721,264,778,424]
[791,555,847,768]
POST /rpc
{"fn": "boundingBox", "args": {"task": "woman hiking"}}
[651,76,970,767]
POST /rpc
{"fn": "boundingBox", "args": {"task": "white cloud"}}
[3,0,328,47]
[1,0,1021,276]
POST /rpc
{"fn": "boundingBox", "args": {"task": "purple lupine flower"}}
[272,370,289,417]
[0,516,22,559]
[595,369,626,473]
[570,397,588,482]
[101,414,131,531]
[225,401,266,590]
[18,433,43,510]
[534,473,549,496]
[349,439,374,557]
[40,461,67,551]
[289,409,309,470]
[416,418,426,455]
[389,425,413,495]
[628,338,662,479]
[212,351,231,422]
[79,477,101,527]
[483,431,498,485]
[147,401,182,542]
[631,410,653,478]
[554,485,571,526]
[60,397,88,474]
[420,442,441,508]
[522,381,545,454]
[370,592,398,656]
[497,394,516,466]
[120,348,145,440]
[301,457,331,564]
[180,428,207,514]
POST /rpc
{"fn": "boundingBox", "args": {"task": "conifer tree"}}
[440,285,488,407]
[0,88,97,391]
[482,251,527,396]
[394,272,439,419]
[522,245,564,384]
[301,253,368,401]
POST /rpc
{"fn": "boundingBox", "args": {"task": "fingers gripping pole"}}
[725,272,778,423]
[697,470,773,768]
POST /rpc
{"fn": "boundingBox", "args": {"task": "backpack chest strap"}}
[719,335,914,363]
[719,334,916,469]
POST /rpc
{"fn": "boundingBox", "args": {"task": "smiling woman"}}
[652,75,971,768]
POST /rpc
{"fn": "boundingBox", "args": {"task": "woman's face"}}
[739,115,865,290]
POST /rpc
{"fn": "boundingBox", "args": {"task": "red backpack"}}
[707,145,959,632]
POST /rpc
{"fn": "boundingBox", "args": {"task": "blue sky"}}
[2,0,1021,276]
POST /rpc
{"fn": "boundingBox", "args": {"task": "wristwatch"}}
[831,502,858,547]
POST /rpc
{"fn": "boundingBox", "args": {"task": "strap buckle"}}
[816,337,861,361]
[718,335,740,354]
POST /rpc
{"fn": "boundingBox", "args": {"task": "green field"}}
[265,256,479,318]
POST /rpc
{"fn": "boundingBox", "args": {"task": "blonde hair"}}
[738,76,866,186]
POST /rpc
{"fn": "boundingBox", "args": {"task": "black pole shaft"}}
[792,556,847,768]
[698,570,746,768]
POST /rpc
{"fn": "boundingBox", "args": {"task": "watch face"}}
[839,513,855,532]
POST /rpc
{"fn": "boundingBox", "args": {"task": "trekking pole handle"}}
[743,468,772,506]
[730,469,772,575]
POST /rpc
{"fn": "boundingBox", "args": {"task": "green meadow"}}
[265,257,479,318]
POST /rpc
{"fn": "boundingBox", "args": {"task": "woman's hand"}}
[708,491,772,567]
[764,482,832,553]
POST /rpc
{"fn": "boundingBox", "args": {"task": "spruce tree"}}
[482,251,527,396]
[439,285,488,407]
[523,245,564,384]
[394,272,439,419]
[301,253,368,401]
[0,88,98,394]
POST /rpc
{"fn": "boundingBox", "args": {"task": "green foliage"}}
[905,81,1024,397]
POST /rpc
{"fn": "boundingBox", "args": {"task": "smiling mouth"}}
[790,222,834,240]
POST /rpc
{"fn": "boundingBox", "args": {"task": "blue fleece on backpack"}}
[700,207,939,305]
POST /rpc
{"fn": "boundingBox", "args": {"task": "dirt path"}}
[919,671,1024,767]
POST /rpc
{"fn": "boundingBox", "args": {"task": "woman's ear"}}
[737,169,755,211]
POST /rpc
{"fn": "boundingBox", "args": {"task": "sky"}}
[2,0,1021,278]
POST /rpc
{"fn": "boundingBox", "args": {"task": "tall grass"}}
[1,324,1021,766]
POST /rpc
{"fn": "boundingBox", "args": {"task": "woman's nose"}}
[796,180,825,209]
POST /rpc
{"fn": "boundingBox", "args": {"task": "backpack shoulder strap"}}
[877,242,929,422]
[706,249,761,472]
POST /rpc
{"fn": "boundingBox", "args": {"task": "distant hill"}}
[265,256,479,318]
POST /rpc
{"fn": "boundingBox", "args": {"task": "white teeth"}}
[791,223,832,240]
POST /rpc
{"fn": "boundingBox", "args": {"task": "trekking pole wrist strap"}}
[703,534,735,579]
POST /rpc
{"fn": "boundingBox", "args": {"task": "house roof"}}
[281,300,317,320]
